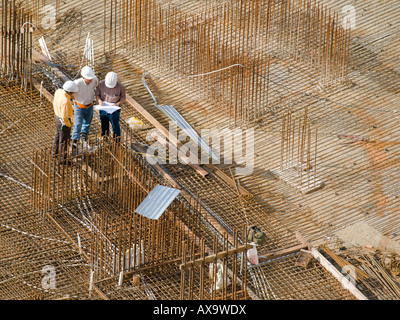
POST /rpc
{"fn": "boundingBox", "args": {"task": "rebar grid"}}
[93,230,251,300]
[31,135,215,272]
[30,133,262,300]
[25,0,395,250]
[112,0,349,126]
[23,80,362,301]
[0,0,34,90]
[162,162,300,252]
[21,0,349,127]
[273,108,323,194]
[180,231,249,300]
[358,252,400,300]
[1,0,399,301]
[0,81,100,300]
[94,264,183,300]
[249,252,356,300]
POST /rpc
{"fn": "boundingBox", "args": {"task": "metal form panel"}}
[142,73,219,162]
[157,104,219,162]
[134,184,181,220]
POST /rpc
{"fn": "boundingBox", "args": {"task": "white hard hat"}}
[63,80,78,93]
[81,66,95,79]
[105,72,118,88]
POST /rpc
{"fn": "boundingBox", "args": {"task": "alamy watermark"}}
[341,265,357,290]
[342,5,356,30]
[41,5,56,30]
[41,265,56,290]
[145,122,255,176]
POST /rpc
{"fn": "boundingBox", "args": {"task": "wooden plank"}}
[32,48,70,82]
[32,79,54,104]
[91,283,110,300]
[149,130,208,175]
[295,231,311,250]
[125,94,209,177]
[311,248,368,300]
[258,243,310,262]
[96,253,202,284]
[179,244,253,270]
[204,164,253,199]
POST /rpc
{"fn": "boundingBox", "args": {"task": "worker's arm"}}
[115,85,126,106]
[96,95,104,106]
[95,85,104,106]
[59,101,72,127]
[115,99,125,106]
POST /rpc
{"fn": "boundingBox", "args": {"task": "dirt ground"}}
[335,221,400,255]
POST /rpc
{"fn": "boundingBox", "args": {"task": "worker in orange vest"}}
[52,80,78,164]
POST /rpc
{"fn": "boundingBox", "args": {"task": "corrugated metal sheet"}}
[134,184,181,220]
[142,73,219,161]
[156,104,219,161]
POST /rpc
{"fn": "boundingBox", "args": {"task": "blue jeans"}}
[72,103,94,140]
[100,109,121,138]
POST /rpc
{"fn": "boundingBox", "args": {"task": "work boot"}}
[72,140,78,156]
[81,133,92,150]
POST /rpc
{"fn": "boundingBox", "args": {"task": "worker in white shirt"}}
[71,66,98,147]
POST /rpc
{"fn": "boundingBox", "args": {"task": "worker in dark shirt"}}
[95,72,126,140]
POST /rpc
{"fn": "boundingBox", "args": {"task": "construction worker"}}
[72,66,98,149]
[52,80,78,164]
[95,71,126,141]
